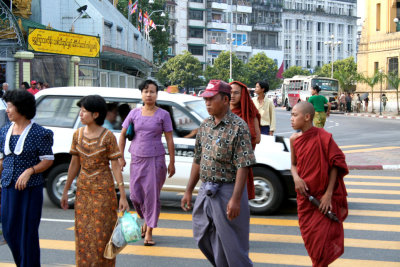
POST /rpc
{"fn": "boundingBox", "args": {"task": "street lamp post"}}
[229,37,234,82]
[324,35,342,78]
[379,69,383,115]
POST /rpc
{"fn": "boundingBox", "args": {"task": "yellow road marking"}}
[340,145,372,149]
[154,228,400,250]
[37,239,400,266]
[348,198,400,205]
[343,146,400,154]
[349,210,400,218]
[345,181,400,187]
[346,175,400,180]
[347,188,400,195]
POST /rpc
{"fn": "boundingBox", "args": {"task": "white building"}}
[33,0,153,87]
[282,0,357,71]
[167,0,283,71]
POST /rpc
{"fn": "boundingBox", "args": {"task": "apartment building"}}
[166,0,283,70]
[282,0,357,71]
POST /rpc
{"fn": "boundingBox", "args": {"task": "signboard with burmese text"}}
[28,28,100,58]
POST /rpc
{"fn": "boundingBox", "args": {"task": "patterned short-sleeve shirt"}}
[194,110,256,183]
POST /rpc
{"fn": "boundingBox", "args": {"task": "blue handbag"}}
[126,122,135,141]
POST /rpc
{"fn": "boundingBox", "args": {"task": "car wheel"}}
[285,99,291,111]
[249,167,284,215]
[46,163,76,208]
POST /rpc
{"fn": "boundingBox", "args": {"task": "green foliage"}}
[315,57,357,78]
[333,69,357,93]
[282,66,311,79]
[204,51,248,84]
[385,72,400,114]
[156,51,203,89]
[246,52,280,89]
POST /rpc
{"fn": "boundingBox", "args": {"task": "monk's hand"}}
[226,198,240,221]
[294,177,308,196]
[319,193,332,215]
[181,191,192,211]
[15,168,33,191]
[168,162,175,178]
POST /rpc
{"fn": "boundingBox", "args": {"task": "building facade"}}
[282,0,357,71]
[357,0,400,112]
[166,0,283,73]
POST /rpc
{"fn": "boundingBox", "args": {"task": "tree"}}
[204,51,248,84]
[357,71,380,113]
[246,52,280,89]
[282,66,311,78]
[156,51,203,90]
[315,57,357,78]
[386,72,400,115]
[334,69,357,93]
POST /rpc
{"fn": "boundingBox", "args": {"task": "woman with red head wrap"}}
[229,81,261,199]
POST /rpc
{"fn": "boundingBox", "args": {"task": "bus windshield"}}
[311,79,339,92]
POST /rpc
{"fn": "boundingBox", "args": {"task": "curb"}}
[345,113,400,120]
[348,165,400,170]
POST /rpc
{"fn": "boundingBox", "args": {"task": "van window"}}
[35,96,80,128]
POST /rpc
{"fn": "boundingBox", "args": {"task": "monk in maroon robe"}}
[230,81,261,199]
[290,102,348,267]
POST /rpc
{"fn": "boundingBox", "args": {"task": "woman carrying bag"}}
[61,95,129,267]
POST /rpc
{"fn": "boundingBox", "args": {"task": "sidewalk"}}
[344,111,400,120]
[345,147,400,170]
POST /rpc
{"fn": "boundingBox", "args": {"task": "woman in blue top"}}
[0,90,54,267]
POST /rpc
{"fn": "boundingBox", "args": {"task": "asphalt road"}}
[1,110,399,266]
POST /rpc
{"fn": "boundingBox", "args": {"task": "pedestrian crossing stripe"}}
[339,145,372,149]
[349,210,400,218]
[347,197,400,205]
[346,175,400,180]
[33,239,400,267]
[342,146,400,154]
[345,181,400,187]
[347,188,400,195]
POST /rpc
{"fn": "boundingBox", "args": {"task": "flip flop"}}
[141,225,147,238]
[144,240,156,246]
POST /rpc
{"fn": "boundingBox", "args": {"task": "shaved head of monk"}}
[291,102,315,132]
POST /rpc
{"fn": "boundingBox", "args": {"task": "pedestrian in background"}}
[339,93,346,112]
[345,93,352,112]
[20,82,30,91]
[382,94,388,111]
[253,80,276,135]
[364,96,369,112]
[181,80,256,267]
[0,83,8,97]
[290,101,348,267]
[27,80,39,95]
[356,93,362,113]
[61,95,129,266]
[308,85,331,128]
[0,90,54,267]
[119,80,175,246]
[229,80,260,200]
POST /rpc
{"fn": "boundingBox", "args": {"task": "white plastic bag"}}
[111,223,127,248]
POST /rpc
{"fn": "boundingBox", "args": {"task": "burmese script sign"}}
[28,28,100,58]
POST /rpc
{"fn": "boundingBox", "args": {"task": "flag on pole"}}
[138,25,140,32]
[130,0,138,14]
[149,20,156,29]
[139,9,142,23]
[143,11,149,26]
[113,0,119,7]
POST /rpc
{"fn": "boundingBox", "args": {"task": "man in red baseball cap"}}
[182,80,255,267]
[27,80,39,95]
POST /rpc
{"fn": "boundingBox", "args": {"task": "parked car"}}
[34,87,295,214]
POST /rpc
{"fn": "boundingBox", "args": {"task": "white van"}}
[35,87,295,214]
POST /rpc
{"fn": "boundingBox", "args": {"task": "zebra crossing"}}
[0,171,399,266]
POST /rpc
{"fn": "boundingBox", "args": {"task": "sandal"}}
[141,225,147,238]
[144,240,156,246]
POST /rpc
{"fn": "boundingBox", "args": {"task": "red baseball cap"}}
[31,80,37,85]
[201,80,232,98]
